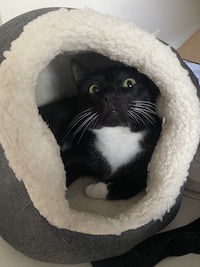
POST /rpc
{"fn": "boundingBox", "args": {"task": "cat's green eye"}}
[89,84,100,94]
[122,78,136,89]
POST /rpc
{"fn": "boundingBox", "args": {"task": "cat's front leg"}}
[84,179,137,200]
[85,182,109,200]
[85,167,147,200]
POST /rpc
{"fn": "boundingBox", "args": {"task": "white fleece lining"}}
[0,8,199,235]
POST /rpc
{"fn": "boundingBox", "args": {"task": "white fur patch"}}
[85,182,108,199]
[92,127,144,173]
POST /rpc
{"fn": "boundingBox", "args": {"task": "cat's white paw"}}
[85,182,108,199]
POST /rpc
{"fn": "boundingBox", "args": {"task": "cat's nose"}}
[103,93,116,104]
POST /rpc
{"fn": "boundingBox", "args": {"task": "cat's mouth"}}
[100,109,122,127]
[108,109,119,116]
[104,109,120,120]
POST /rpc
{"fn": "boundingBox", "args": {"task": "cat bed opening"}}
[0,8,200,264]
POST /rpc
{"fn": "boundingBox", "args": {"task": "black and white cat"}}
[39,59,162,200]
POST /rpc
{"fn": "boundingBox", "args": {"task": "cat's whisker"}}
[67,108,93,127]
[71,114,95,140]
[136,101,155,105]
[65,108,93,135]
[70,112,98,143]
[119,120,126,127]
[129,100,158,126]
[130,100,156,110]
[127,110,144,126]
[76,114,99,144]
[132,100,156,107]
[133,108,156,126]
[92,115,100,129]
[77,114,99,145]
[134,104,157,116]
[130,105,157,116]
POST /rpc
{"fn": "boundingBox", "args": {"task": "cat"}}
[39,59,162,200]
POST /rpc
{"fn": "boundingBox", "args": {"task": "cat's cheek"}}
[85,182,108,199]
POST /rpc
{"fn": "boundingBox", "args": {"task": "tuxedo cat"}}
[39,59,162,200]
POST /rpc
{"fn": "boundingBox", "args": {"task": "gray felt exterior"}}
[0,143,181,263]
[0,8,198,264]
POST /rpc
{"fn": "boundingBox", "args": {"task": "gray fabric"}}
[119,188,183,256]
[0,7,198,264]
[0,8,59,64]
[0,143,119,263]
[0,141,182,263]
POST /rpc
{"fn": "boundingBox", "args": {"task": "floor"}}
[0,192,200,267]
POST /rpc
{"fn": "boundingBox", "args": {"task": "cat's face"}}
[71,59,160,130]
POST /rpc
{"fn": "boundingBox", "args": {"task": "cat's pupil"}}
[127,80,133,87]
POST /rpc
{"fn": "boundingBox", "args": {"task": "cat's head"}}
[71,59,160,130]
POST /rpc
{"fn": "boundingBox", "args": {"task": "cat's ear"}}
[71,59,90,84]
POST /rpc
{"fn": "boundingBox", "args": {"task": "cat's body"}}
[39,60,162,200]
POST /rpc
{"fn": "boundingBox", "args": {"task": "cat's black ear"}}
[71,59,90,84]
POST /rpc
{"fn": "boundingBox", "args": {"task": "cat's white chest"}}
[92,126,144,173]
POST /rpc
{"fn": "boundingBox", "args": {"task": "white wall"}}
[0,0,200,48]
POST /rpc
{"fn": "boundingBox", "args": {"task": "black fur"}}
[39,60,162,200]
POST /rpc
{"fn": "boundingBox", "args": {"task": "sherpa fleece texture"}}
[0,8,199,235]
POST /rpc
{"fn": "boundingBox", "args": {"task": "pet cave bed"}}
[0,8,200,264]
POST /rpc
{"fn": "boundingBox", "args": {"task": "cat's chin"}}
[99,119,123,128]
[98,110,124,127]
